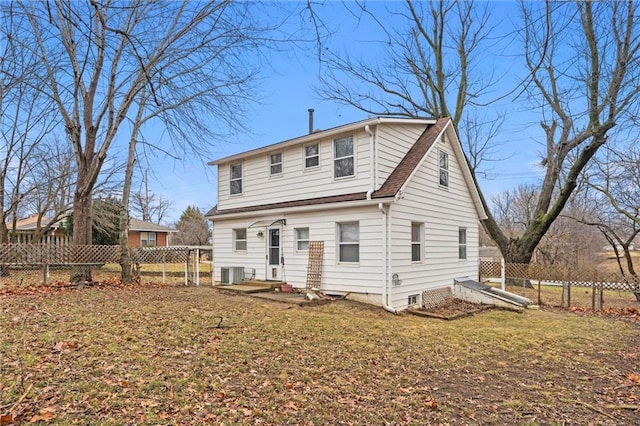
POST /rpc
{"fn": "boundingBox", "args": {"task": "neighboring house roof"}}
[8,214,63,232]
[207,117,487,220]
[128,218,177,233]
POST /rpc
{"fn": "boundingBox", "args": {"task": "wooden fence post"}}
[562,282,571,308]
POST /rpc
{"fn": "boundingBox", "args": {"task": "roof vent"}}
[308,108,315,134]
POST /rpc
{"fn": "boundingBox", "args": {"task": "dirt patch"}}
[408,298,492,320]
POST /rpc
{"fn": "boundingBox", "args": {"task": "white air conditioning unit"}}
[221,266,244,284]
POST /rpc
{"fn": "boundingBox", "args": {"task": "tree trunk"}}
[70,183,93,283]
[0,221,8,277]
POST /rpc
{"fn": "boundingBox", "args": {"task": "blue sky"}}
[142,1,545,225]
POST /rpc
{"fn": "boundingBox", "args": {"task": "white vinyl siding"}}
[389,126,480,309]
[269,152,282,176]
[230,163,243,195]
[304,144,319,169]
[295,227,309,251]
[211,207,382,295]
[376,124,426,185]
[233,228,247,251]
[333,137,355,179]
[217,129,377,210]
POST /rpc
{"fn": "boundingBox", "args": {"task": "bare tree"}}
[9,1,282,282]
[0,7,58,246]
[318,0,640,264]
[317,0,502,173]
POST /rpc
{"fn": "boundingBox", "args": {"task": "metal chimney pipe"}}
[308,108,315,134]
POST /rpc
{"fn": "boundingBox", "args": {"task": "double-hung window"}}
[234,228,247,251]
[338,222,359,263]
[141,232,156,247]
[411,222,423,262]
[458,227,467,260]
[295,227,309,251]
[270,152,282,176]
[304,144,319,169]
[439,150,449,187]
[334,137,354,178]
[230,163,243,195]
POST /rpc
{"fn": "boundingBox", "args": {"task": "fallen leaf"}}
[29,407,56,422]
[1,414,13,425]
[426,398,438,409]
[53,341,78,353]
[628,373,640,384]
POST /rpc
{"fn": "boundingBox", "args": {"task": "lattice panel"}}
[479,260,638,292]
[131,247,190,263]
[421,287,453,309]
[0,244,120,265]
[0,244,190,265]
[306,241,324,290]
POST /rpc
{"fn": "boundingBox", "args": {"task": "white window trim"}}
[333,136,356,180]
[303,144,320,170]
[233,228,247,252]
[458,227,467,261]
[408,294,419,306]
[141,231,157,247]
[411,222,424,263]
[294,227,310,252]
[269,152,283,177]
[230,162,243,196]
[438,150,449,188]
[337,221,359,264]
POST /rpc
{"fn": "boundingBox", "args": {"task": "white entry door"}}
[266,226,282,280]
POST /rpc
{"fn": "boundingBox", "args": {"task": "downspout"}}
[378,202,398,314]
[365,124,375,200]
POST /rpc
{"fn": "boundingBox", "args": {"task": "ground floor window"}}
[295,227,309,251]
[338,222,359,263]
[411,222,423,262]
[458,227,467,260]
[233,228,247,251]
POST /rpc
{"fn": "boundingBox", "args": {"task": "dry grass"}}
[1,286,639,425]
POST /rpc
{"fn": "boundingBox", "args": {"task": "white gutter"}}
[207,197,394,221]
[365,123,376,200]
[378,202,398,314]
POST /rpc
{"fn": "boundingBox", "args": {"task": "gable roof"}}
[128,218,177,233]
[207,117,487,220]
[208,116,436,166]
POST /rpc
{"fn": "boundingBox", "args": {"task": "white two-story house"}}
[205,117,487,311]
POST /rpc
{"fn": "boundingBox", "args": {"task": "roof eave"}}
[207,117,436,166]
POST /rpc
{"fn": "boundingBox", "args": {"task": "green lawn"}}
[1,286,639,424]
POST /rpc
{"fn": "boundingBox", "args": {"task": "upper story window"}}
[305,144,319,169]
[334,136,354,179]
[233,228,247,251]
[439,150,449,187]
[411,222,423,262]
[458,227,467,260]
[141,231,156,247]
[338,221,359,263]
[270,152,283,176]
[295,227,309,251]
[230,163,243,195]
